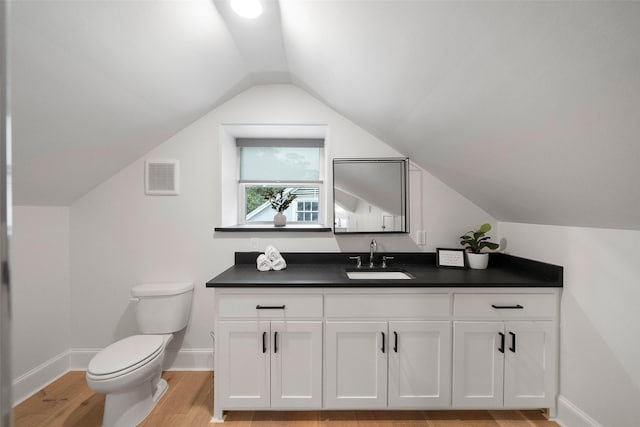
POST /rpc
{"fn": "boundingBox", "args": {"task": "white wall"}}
[68,84,494,363]
[11,206,71,403]
[498,222,640,427]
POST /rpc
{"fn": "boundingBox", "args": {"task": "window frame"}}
[236,140,325,226]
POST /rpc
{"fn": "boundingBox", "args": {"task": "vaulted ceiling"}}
[10,0,640,230]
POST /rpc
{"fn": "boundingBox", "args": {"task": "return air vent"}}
[145,160,179,195]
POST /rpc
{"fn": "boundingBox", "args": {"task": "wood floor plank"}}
[14,371,104,427]
[14,372,559,427]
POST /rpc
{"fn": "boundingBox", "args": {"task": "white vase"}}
[273,212,286,227]
[467,252,489,269]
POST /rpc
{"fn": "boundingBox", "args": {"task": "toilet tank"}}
[130,282,194,334]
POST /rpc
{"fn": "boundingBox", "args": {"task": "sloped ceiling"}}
[10,0,640,230]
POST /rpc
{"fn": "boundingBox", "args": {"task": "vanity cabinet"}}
[324,293,452,409]
[324,321,388,408]
[388,321,452,408]
[212,288,560,422]
[324,321,452,409]
[215,294,323,414]
[452,293,557,410]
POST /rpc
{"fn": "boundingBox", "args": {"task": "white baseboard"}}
[165,348,214,371]
[69,348,100,370]
[12,350,71,406]
[13,347,213,407]
[69,347,213,371]
[556,395,603,427]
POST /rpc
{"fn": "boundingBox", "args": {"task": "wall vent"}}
[145,160,179,195]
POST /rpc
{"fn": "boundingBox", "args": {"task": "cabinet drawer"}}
[217,294,323,319]
[453,293,556,319]
[325,293,450,318]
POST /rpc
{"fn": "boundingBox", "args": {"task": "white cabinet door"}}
[324,321,388,409]
[504,321,556,408]
[452,321,504,408]
[388,321,451,408]
[216,321,270,409]
[270,321,322,408]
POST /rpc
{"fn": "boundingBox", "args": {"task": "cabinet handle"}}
[274,331,279,353]
[381,332,386,353]
[498,332,505,353]
[491,304,524,309]
[393,331,398,353]
[262,331,267,353]
[509,332,516,353]
[256,305,286,310]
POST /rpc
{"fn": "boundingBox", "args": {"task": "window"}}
[296,200,319,222]
[237,138,324,225]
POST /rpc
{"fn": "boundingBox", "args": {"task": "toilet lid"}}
[88,335,164,376]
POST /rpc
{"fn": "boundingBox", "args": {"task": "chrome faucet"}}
[369,239,377,268]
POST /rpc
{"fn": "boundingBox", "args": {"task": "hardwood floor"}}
[13,371,559,427]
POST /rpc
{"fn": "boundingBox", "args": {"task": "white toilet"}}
[86,282,194,427]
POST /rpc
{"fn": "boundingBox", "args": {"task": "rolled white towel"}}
[265,245,287,270]
[271,256,287,271]
[265,245,282,263]
[256,254,271,272]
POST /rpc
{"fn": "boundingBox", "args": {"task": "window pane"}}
[297,212,304,221]
[240,147,320,181]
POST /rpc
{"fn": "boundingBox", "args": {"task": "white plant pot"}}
[467,252,489,270]
[273,212,287,227]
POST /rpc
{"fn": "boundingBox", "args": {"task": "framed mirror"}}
[333,158,409,234]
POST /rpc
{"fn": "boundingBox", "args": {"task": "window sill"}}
[215,224,333,233]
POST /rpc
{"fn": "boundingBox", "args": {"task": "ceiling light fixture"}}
[230,0,263,19]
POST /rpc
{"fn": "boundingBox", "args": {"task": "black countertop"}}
[206,252,563,288]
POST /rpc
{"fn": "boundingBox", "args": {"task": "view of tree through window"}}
[245,186,285,215]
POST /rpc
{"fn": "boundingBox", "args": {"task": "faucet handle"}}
[381,256,394,268]
[349,256,362,268]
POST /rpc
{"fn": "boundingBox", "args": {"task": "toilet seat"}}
[88,335,164,381]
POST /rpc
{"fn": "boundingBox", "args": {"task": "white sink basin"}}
[346,270,413,280]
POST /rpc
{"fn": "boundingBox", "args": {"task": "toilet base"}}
[101,378,168,427]
[153,378,168,403]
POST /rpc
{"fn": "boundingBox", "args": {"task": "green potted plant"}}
[265,188,297,227]
[460,223,499,269]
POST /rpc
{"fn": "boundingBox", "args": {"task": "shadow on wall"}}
[335,233,422,253]
[560,292,640,427]
[162,330,186,369]
[112,302,138,343]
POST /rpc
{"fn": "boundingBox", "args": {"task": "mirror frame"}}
[332,157,409,234]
